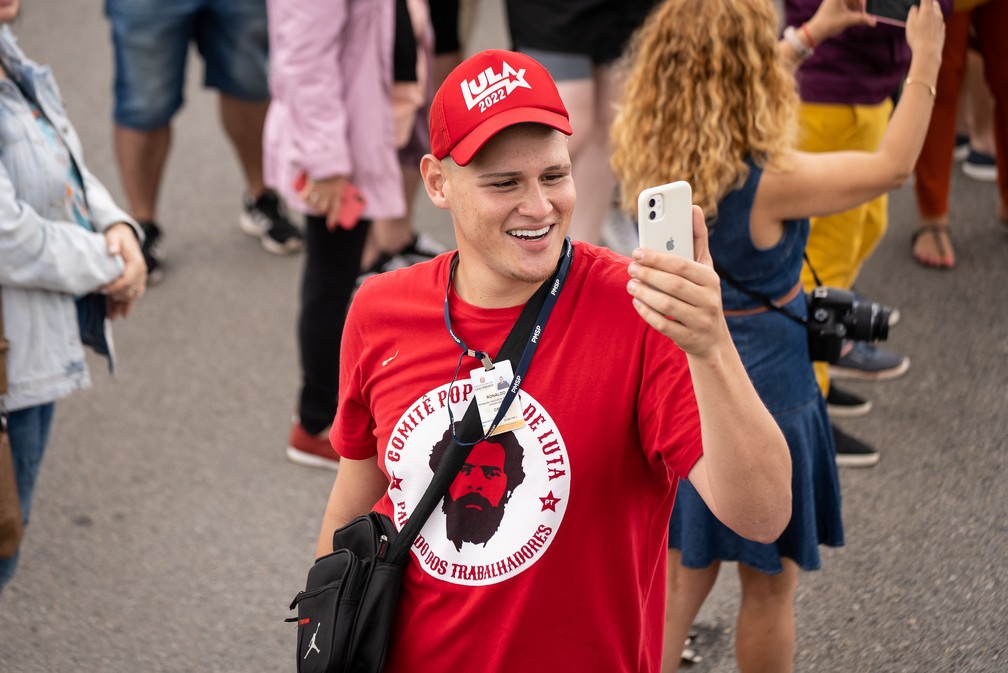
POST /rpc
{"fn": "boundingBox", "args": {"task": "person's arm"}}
[267,0,355,228]
[315,455,390,558]
[627,207,792,543]
[268,0,353,179]
[313,294,388,558]
[760,0,945,222]
[78,163,147,315]
[0,161,124,295]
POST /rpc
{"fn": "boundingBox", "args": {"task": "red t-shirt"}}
[333,242,703,672]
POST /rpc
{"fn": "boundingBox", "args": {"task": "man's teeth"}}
[509,226,550,239]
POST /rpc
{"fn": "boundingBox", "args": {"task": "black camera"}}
[806,287,892,363]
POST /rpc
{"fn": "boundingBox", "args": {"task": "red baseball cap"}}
[429,49,572,166]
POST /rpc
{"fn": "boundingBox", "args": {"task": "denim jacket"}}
[0,26,139,412]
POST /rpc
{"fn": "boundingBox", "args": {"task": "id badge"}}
[469,360,526,436]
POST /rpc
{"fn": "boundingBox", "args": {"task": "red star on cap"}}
[389,473,403,491]
[539,491,561,512]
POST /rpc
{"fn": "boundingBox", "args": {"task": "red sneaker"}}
[286,423,340,470]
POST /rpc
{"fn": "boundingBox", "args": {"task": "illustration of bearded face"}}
[429,425,526,551]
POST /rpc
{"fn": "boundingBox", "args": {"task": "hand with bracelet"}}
[781,0,876,64]
[903,0,945,98]
[295,173,350,232]
[102,222,148,319]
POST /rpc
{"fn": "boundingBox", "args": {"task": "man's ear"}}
[420,154,450,210]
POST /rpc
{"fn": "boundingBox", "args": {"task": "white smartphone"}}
[637,180,694,261]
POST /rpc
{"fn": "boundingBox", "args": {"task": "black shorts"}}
[429,0,461,54]
[505,0,658,66]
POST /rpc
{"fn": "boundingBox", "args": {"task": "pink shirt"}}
[263,0,406,219]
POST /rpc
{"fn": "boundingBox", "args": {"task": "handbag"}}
[1,290,25,560]
[287,241,573,673]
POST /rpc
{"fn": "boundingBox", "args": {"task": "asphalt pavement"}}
[1,2,1006,672]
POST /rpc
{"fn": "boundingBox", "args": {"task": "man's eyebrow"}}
[476,164,571,180]
[476,170,521,180]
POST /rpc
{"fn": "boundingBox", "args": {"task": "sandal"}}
[911,223,955,269]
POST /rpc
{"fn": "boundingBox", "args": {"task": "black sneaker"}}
[240,190,303,255]
[138,220,164,285]
[826,385,873,419]
[355,232,445,288]
[962,148,997,182]
[831,424,880,468]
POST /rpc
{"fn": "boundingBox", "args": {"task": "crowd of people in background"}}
[3,0,1005,670]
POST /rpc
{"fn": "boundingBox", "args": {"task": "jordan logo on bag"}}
[460,60,531,113]
[304,622,322,659]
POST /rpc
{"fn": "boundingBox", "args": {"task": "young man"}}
[313,50,791,672]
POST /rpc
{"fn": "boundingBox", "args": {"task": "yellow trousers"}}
[797,100,893,394]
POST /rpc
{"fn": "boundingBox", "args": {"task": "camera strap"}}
[712,255,811,327]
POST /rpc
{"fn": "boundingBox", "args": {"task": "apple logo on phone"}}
[666,237,675,252]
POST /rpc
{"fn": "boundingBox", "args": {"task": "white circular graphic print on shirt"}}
[382,380,570,586]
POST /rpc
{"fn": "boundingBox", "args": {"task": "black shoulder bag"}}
[288,240,573,673]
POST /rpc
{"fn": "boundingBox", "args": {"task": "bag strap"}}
[711,253,823,329]
[384,242,572,566]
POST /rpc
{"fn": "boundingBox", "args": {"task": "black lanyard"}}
[442,237,573,445]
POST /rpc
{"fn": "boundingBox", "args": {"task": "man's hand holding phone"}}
[628,197,729,359]
[293,171,367,231]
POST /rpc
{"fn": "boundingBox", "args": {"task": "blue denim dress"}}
[668,161,844,573]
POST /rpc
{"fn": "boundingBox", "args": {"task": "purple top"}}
[785,0,953,105]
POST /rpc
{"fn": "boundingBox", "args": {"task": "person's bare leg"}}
[554,78,599,243]
[566,65,623,244]
[912,213,955,267]
[735,559,799,673]
[114,124,171,222]
[361,167,422,270]
[965,49,996,156]
[554,78,593,162]
[219,93,269,199]
[432,52,462,92]
[663,551,720,673]
[568,127,613,244]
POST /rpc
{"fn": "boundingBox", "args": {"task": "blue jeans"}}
[0,403,55,590]
[105,0,270,129]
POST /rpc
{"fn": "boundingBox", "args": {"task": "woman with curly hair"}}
[611,0,945,670]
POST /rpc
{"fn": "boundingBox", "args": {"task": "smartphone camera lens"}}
[649,210,656,220]
[649,198,657,207]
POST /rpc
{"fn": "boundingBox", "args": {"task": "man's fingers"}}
[628,278,681,318]
[690,205,711,265]
[627,255,718,306]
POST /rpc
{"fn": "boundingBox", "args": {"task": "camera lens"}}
[847,298,890,342]
[649,210,656,220]
[649,198,656,207]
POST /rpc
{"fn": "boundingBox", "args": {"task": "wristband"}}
[800,22,817,50]
[783,26,813,59]
[904,77,937,99]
